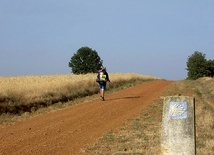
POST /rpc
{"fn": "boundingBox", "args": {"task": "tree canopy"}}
[69,47,102,74]
[186,51,214,79]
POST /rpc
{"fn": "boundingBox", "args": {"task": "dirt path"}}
[0,80,173,155]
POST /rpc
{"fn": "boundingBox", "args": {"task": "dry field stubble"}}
[0,73,158,117]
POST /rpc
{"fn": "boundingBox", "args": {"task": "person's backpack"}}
[96,70,107,83]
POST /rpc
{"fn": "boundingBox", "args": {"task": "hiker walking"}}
[96,67,110,101]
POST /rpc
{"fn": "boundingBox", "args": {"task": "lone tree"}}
[69,46,102,74]
[186,51,214,79]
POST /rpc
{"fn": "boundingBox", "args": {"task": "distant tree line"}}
[186,51,214,80]
[69,47,213,80]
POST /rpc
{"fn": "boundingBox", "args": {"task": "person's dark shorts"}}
[99,82,106,90]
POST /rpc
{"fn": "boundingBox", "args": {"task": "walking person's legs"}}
[100,88,104,101]
[99,83,106,101]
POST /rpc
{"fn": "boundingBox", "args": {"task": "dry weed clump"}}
[197,77,214,97]
[0,73,158,115]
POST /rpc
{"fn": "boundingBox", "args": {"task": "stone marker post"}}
[161,96,195,155]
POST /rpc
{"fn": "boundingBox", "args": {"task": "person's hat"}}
[101,66,106,71]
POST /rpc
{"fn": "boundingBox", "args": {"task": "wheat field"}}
[0,73,159,114]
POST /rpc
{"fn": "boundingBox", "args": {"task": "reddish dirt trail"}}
[0,80,173,155]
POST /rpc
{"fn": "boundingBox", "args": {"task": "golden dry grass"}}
[0,74,96,100]
[194,77,214,154]
[0,73,159,115]
[0,73,158,99]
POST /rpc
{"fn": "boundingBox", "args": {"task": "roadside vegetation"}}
[0,73,158,117]
[83,77,214,155]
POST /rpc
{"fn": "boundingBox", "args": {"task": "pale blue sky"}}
[0,0,213,80]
